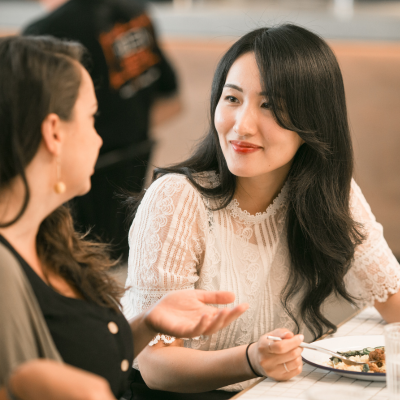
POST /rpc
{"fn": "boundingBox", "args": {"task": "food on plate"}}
[326,346,385,373]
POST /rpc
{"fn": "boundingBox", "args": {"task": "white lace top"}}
[121,172,400,391]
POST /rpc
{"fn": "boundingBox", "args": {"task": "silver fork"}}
[266,335,373,366]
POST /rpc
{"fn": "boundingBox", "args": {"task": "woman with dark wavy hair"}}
[122,24,400,395]
[0,36,247,400]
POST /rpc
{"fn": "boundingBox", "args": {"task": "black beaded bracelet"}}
[245,342,264,378]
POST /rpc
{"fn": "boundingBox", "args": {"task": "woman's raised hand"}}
[248,329,304,381]
[144,289,249,339]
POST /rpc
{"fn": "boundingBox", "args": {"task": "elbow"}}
[138,343,186,392]
[374,292,400,323]
[139,359,179,392]
[137,353,165,391]
[144,378,164,391]
[140,367,170,391]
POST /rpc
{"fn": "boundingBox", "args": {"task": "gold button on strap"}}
[121,359,130,372]
[108,321,119,334]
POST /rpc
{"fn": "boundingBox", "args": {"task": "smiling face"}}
[59,64,102,197]
[214,52,303,181]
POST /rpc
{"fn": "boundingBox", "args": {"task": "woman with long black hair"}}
[0,35,247,400]
[122,24,400,396]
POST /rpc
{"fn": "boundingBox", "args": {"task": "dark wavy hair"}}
[129,24,365,338]
[0,36,123,311]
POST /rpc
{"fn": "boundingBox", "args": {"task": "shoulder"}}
[135,173,213,223]
[349,178,376,223]
[148,172,218,198]
[129,173,210,239]
[147,173,194,196]
[0,242,29,315]
[136,174,200,214]
[23,17,52,36]
[22,2,85,36]
[350,178,363,198]
[0,242,23,285]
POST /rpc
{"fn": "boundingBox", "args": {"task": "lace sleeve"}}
[344,179,400,306]
[121,174,206,345]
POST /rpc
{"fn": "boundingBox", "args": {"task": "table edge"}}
[230,377,265,399]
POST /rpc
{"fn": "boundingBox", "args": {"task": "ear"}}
[41,113,64,156]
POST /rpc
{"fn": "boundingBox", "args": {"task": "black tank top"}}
[0,235,133,398]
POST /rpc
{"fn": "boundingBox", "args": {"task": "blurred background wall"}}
[1,0,400,259]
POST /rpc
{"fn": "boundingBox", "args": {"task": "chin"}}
[228,168,256,178]
[77,182,92,196]
[227,163,259,178]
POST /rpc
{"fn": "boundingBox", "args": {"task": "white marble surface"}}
[238,308,389,400]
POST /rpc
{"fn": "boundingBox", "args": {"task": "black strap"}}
[246,342,264,378]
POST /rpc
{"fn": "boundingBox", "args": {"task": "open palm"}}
[144,290,249,339]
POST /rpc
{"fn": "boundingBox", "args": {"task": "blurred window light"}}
[334,0,354,20]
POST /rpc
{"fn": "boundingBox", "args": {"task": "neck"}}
[234,165,290,215]
[0,159,66,267]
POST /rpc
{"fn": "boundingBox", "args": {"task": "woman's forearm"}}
[129,311,158,359]
[138,343,257,393]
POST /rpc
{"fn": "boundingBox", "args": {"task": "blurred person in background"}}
[23,0,181,260]
[0,35,246,400]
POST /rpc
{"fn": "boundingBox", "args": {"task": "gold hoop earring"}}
[54,157,66,194]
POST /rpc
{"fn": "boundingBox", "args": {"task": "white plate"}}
[302,335,385,382]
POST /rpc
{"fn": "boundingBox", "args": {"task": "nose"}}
[233,103,258,137]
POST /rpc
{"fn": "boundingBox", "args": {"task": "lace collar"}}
[193,171,289,225]
[226,181,289,225]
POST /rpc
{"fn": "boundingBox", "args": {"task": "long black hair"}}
[0,36,124,310]
[129,24,365,338]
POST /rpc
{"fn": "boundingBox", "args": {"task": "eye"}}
[261,102,271,109]
[224,95,238,103]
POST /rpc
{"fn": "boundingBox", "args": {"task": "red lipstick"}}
[230,140,262,154]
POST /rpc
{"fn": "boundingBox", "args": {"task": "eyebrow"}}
[224,83,268,97]
[224,83,243,92]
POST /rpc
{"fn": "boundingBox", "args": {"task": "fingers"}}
[267,333,304,355]
[275,347,303,365]
[209,304,248,332]
[202,308,232,335]
[257,345,303,381]
[187,302,249,338]
[189,313,213,338]
[196,290,236,305]
[279,361,303,381]
[282,357,303,374]
[268,328,294,340]
[254,329,304,381]
[187,307,229,338]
